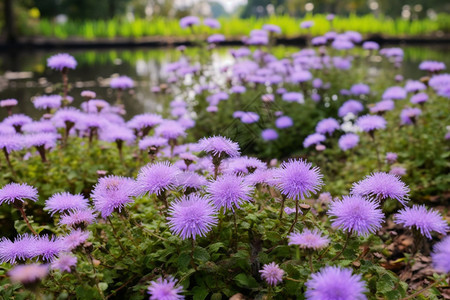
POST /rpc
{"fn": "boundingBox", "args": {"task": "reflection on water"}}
[0,45,449,119]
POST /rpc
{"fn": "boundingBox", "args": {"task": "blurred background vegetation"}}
[1,0,450,41]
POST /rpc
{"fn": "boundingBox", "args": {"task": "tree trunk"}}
[4,0,16,43]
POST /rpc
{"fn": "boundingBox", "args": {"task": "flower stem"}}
[400,278,445,300]
[190,238,198,271]
[3,147,16,177]
[287,198,299,235]
[331,231,352,261]
[18,206,38,235]
[278,194,286,220]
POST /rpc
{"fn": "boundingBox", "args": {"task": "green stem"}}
[331,231,352,261]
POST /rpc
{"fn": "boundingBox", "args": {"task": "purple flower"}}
[332,39,354,50]
[400,107,421,125]
[155,120,186,140]
[0,183,38,206]
[45,192,89,215]
[305,266,367,300]
[22,121,57,134]
[0,134,24,152]
[81,90,96,99]
[198,136,240,158]
[147,277,184,300]
[33,95,62,110]
[0,234,36,263]
[262,24,281,33]
[110,76,134,89]
[290,71,312,84]
[419,60,446,73]
[127,113,163,132]
[410,92,428,104]
[356,115,386,132]
[328,195,384,236]
[389,166,406,177]
[338,100,364,118]
[370,100,395,114]
[303,133,326,148]
[261,129,279,141]
[180,16,199,28]
[282,92,304,103]
[300,21,314,29]
[275,116,293,129]
[47,53,77,71]
[362,41,379,50]
[405,80,426,93]
[385,152,397,164]
[92,176,138,218]
[338,133,359,151]
[272,159,323,200]
[51,253,77,273]
[382,86,406,100]
[8,263,48,285]
[4,114,32,131]
[59,209,96,227]
[167,194,217,240]
[24,133,58,149]
[288,228,330,250]
[31,235,64,261]
[0,98,18,107]
[60,229,90,251]
[240,112,259,124]
[206,174,253,211]
[351,172,409,206]
[432,236,450,273]
[139,136,169,150]
[136,162,180,196]
[52,107,81,127]
[260,262,284,286]
[203,18,220,29]
[394,205,448,239]
[207,34,225,44]
[316,118,340,135]
[100,124,135,144]
[223,156,267,175]
[311,36,327,46]
[175,171,207,191]
[350,83,370,96]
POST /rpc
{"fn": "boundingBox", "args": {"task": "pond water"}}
[0,45,449,120]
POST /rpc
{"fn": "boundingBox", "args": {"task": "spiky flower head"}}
[59,209,96,228]
[136,162,180,196]
[60,229,90,251]
[351,172,409,206]
[338,100,364,118]
[147,276,184,300]
[316,118,340,135]
[303,133,326,148]
[0,234,36,263]
[33,95,62,110]
[305,266,367,300]
[8,263,49,285]
[0,183,38,206]
[51,253,77,273]
[167,194,217,240]
[92,176,138,218]
[47,53,77,71]
[0,98,18,107]
[206,174,254,211]
[155,120,186,140]
[338,133,359,151]
[139,136,169,150]
[110,75,134,89]
[0,133,24,153]
[328,195,384,236]
[198,136,240,159]
[400,107,422,125]
[356,115,386,132]
[272,159,323,200]
[394,205,449,239]
[30,235,65,262]
[259,262,284,286]
[45,192,89,215]
[431,236,450,273]
[288,228,330,250]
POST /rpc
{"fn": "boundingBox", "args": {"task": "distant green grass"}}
[22,14,450,40]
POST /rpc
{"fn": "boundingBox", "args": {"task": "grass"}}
[21,14,450,40]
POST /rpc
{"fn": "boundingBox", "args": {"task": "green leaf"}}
[76,284,101,300]
[376,273,395,294]
[211,292,222,300]
[208,242,225,253]
[234,273,258,288]
[193,247,210,262]
[177,253,191,269]
[192,286,209,300]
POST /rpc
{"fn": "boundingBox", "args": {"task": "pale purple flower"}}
[382,86,406,100]
[350,83,370,96]
[300,21,314,29]
[303,133,326,148]
[272,159,323,200]
[282,92,304,103]
[59,209,96,227]
[405,80,426,93]
[25,133,58,149]
[338,133,359,151]
[275,116,293,129]
[328,195,384,236]
[332,39,354,50]
[207,34,225,44]
[432,236,450,273]
[356,115,386,132]
[52,107,81,127]
[0,98,18,107]
[369,100,395,114]
[45,192,89,215]
[147,277,184,300]
[0,234,36,263]
[136,162,180,196]
[92,175,138,218]
[81,90,96,99]
[30,235,64,261]
[0,183,38,206]
[223,156,267,175]
[155,120,186,140]
[389,166,407,177]
[110,76,134,89]
[139,136,169,150]
[394,205,448,239]
[362,41,379,50]
[8,263,49,285]
[291,71,312,84]
[316,118,340,135]
[60,229,90,251]
[180,16,199,28]
[311,36,327,46]
[305,266,367,300]
[0,124,15,135]
[326,14,335,21]
[429,74,450,91]
[351,172,409,206]
[419,61,446,73]
[400,107,421,125]
[0,133,24,152]
[410,92,428,104]
[127,113,163,132]
[261,129,279,141]
[207,174,253,211]
[51,253,77,273]
[47,53,77,71]
[260,262,284,286]
[198,136,240,158]
[22,121,57,134]
[338,100,364,117]
[175,171,207,191]
[203,18,220,29]
[288,228,329,250]
[240,112,259,124]
[100,124,135,144]
[167,194,217,240]
[4,114,32,131]
[333,57,352,69]
[33,95,62,110]
[262,24,281,33]
[385,152,397,164]
[230,85,246,94]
